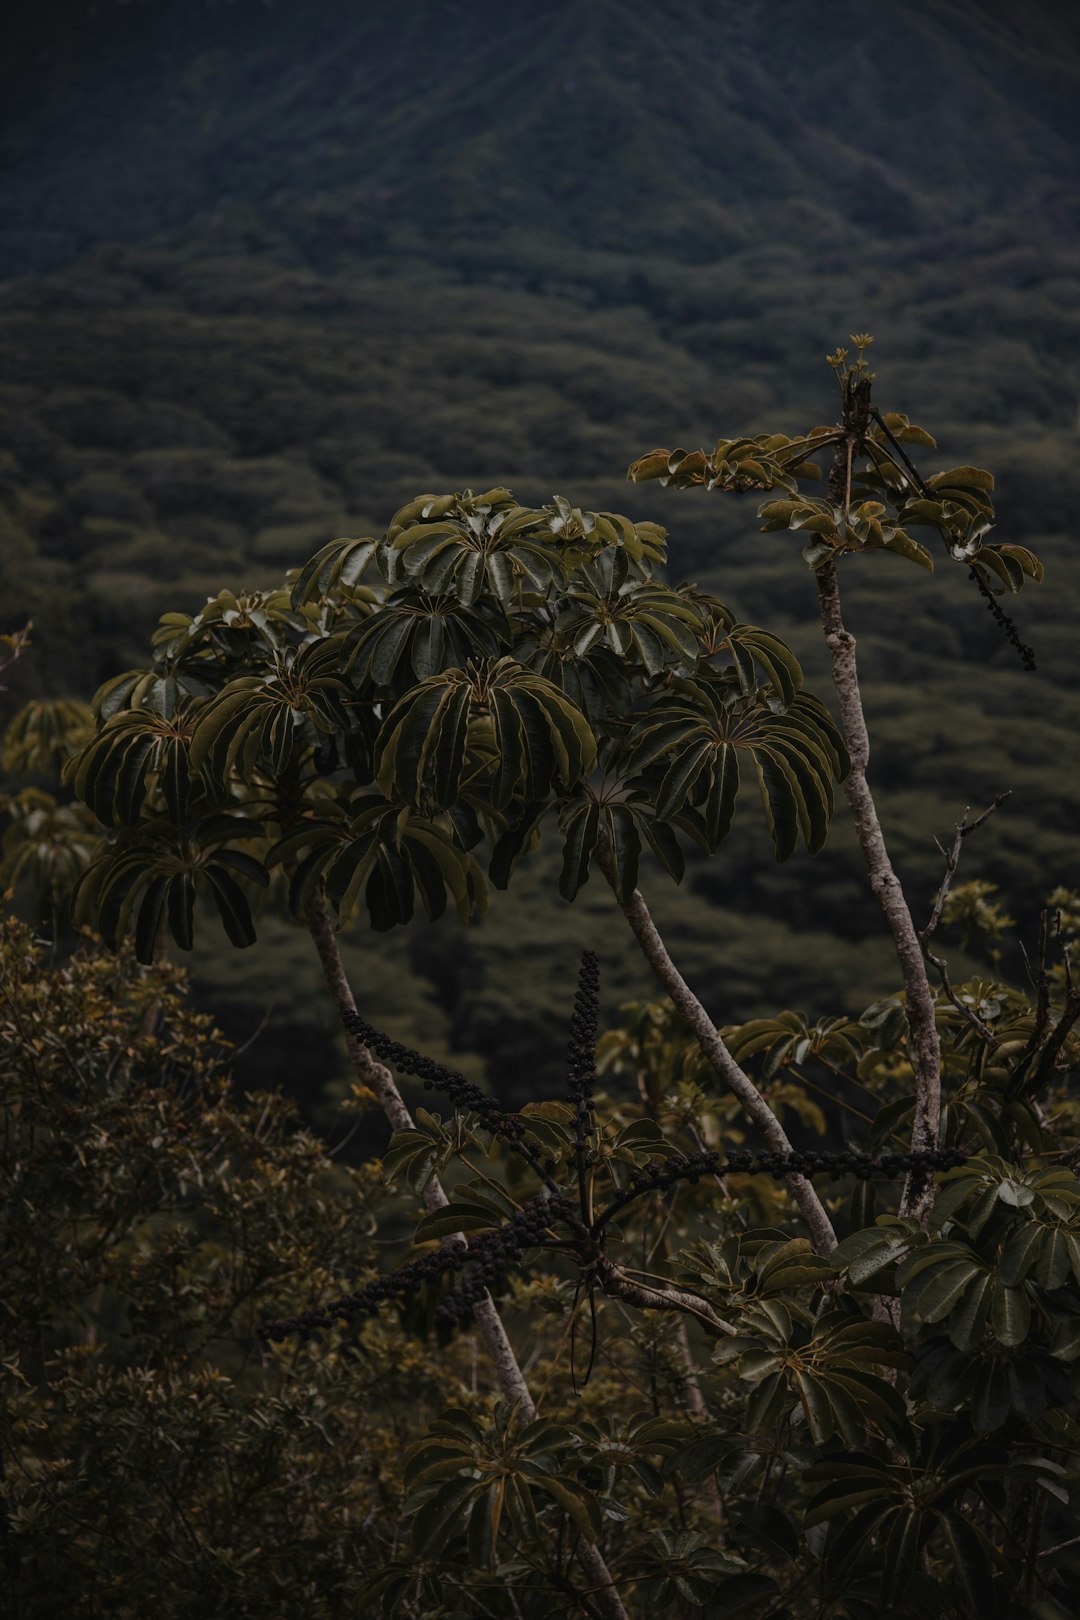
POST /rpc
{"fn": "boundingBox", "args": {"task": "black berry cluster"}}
[970,567,1036,670]
[724,1146,968,1180]
[566,950,600,1114]
[435,1192,575,1327]
[344,1011,528,1150]
[599,1145,968,1227]
[260,1237,468,1344]
[261,1192,575,1344]
[270,975,978,1353]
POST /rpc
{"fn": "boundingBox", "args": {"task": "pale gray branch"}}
[596,1255,737,1336]
[815,555,942,1224]
[303,893,531,1393]
[596,839,837,1254]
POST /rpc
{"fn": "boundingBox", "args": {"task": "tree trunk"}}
[817,432,942,1223]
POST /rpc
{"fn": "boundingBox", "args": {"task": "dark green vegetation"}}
[1,0,1079,1107]
[2,324,1079,1613]
[0,917,439,1616]
[4,901,1080,1617]
[3,6,1080,1604]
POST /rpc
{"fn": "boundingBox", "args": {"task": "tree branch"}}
[595,1255,737,1336]
[595,839,837,1254]
[303,892,531,1389]
[815,536,942,1224]
[920,794,1010,1042]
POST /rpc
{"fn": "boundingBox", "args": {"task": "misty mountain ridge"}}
[3,0,1079,277]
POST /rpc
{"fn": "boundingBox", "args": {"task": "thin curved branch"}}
[595,1254,737,1336]
[920,794,1010,1042]
[303,890,538,1406]
[595,838,838,1255]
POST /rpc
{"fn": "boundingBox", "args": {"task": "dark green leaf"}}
[559,801,599,901]
[204,865,258,949]
[134,874,168,964]
[166,871,196,952]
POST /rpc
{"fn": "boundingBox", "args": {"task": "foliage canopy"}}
[3,350,1079,1619]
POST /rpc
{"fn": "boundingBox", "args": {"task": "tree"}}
[628,336,1042,1224]
[15,344,1077,1615]
[63,480,844,1617]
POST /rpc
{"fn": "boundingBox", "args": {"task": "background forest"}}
[1,0,1078,1130]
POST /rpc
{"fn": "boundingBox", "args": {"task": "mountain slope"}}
[3,0,1079,273]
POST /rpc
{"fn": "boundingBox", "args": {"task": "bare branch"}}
[1038,1531,1080,1560]
[1034,910,1052,1035]
[922,794,1010,945]
[595,836,838,1255]
[816,553,942,1223]
[304,896,529,1392]
[596,1255,737,1337]
[920,794,1010,1042]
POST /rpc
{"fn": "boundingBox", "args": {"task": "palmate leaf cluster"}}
[61,486,847,959]
[627,375,1044,600]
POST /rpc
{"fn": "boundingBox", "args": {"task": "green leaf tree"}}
[629,338,1043,1223]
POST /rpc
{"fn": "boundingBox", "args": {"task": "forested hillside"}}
[1,0,1078,1114]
